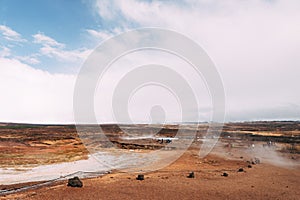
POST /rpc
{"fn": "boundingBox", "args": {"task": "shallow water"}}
[0,150,153,185]
[0,154,106,185]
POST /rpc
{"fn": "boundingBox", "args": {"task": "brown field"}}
[0,121,299,199]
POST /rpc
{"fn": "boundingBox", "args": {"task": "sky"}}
[0,0,299,124]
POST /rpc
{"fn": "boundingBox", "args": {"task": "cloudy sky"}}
[0,0,299,123]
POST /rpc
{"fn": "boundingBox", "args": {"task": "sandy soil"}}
[2,149,299,200]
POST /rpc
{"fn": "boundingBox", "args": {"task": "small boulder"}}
[248,165,252,168]
[255,158,260,164]
[67,177,83,188]
[238,168,244,172]
[250,157,260,165]
[187,172,195,178]
[222,172,229,177]
[136,174,144,180]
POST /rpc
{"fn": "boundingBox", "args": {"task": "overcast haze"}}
[0,0,299,123]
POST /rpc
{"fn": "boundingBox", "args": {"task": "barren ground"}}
[0,121,299,199]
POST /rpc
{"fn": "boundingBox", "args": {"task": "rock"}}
[136,174,144,180]
[251,157,260,165]
[248,164,252,168]
[254,157,260,164]
[187,172,195,178]
[255,158,260,164]
[67,177,83,188]
[238,168,244,172]
[222,172,229,177]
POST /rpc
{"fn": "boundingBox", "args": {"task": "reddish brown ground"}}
[0,122,299,199]
[0,125,88,167]
[2,149,299,200]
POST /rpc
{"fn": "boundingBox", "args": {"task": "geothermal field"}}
[0,121,299,199]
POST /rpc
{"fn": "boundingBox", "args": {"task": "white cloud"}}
[40,45,91,63]
[0,46,11,57]
[0,45,39,65]
[91,0,300,121]
[33,33,64,48]
[0,25,26,42]
[95,0,119,20]
[86,28,123,41]
[0,44,39,65]
[1,1,299,123]
[0,57,75,123]
[16,55,40,65]
[33,32,92,63]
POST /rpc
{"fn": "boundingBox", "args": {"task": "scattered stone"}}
[67,177,83,188]
[187,172,195,178]
[251,157,260,165]
[238,168,244,172]
[248,165,252,168]
[222,172,228,177]
[136,174,144,180]
[240,156,243,159]
[254,157,260,164]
